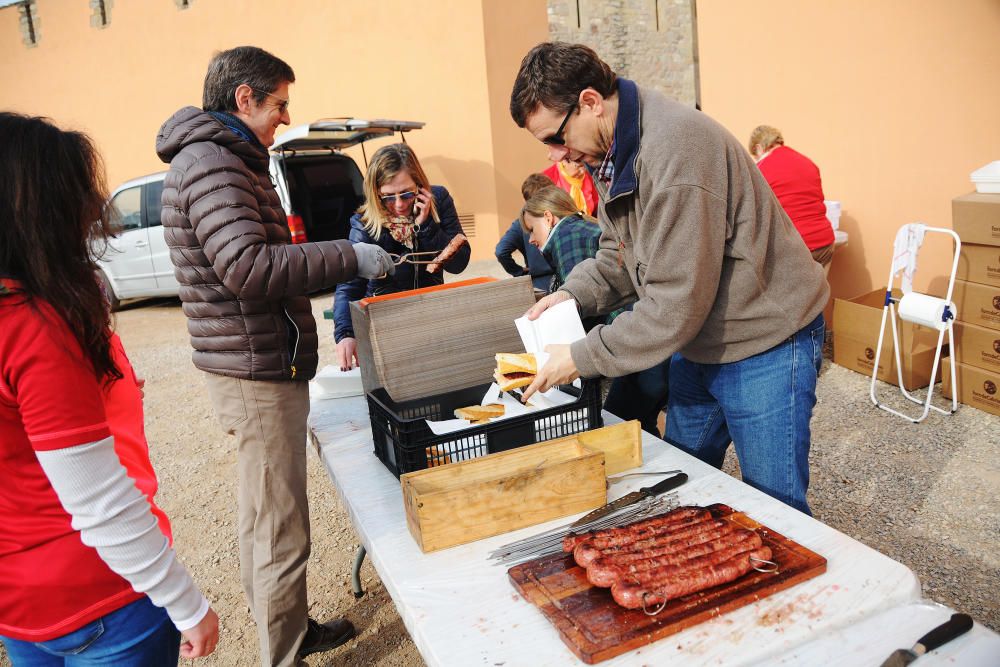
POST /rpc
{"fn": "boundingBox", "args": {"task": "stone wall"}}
[547,0,698,107]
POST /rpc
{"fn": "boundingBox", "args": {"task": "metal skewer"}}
[488,493,679,565]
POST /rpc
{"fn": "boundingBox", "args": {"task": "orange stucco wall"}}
[696,1,1000,313]
[0,0,550,259]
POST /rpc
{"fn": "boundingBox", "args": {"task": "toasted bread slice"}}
[495,352,536,375]
[454,403,506,421]
[494,352,536,392]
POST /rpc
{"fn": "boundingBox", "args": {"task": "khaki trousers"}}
[205,373,311,667]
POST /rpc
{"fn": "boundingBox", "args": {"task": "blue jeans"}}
[1,596,180,666]
[665,314,824,515]
[604,358,671,437]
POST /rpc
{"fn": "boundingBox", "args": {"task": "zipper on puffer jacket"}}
[283,307,300,379]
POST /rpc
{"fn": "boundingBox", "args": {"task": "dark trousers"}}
[603,357,671,437]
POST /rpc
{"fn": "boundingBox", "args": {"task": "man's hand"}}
[354,242,395,279]
[180,607,220,659]
[520,344,579,403]
[336,338,358,371]
[524,289,572,321]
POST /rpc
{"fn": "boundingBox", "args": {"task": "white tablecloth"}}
[310,396,931,666]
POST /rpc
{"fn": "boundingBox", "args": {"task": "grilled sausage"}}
[562,507,710,552]
[574,519,727,568]
[587,529,760,588]
[426,234,468,273]
[611,546,772,610]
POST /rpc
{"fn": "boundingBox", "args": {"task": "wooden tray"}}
[508,504,827,664]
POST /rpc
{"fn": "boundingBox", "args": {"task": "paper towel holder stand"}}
[869,224,961,423]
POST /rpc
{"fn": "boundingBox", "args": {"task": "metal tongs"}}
[389,250,440,266]
[377,250,441,279]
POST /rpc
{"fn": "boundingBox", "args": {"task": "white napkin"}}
[514,298,587,370]
[891,223,927,294]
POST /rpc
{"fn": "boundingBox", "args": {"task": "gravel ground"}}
[2,266,997,666]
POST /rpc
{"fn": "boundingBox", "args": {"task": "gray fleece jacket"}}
[562,79,829,378]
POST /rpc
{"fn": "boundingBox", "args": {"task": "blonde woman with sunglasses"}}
[334,143,471,370]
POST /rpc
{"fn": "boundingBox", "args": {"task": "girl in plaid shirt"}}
[520,186,601,293]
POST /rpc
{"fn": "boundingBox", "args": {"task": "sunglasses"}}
[379,190,419,206]
[252,88,290,114]
[542,101,577,146]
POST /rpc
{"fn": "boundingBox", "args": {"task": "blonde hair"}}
[748,125,784,155]
[358,143,438,238]
[519,186,597,232]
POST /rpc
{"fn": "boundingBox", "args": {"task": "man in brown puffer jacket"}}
[156,46,393,667]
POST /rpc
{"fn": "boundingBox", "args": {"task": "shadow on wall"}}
[420,154,517,218]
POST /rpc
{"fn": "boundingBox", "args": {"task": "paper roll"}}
[897,292,954,330]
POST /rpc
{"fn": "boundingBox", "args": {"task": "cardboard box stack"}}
[942,193,1000,416]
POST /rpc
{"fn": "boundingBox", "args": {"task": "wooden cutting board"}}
[508,504,827,664]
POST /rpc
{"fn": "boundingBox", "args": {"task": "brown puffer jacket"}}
[155,107,358,381]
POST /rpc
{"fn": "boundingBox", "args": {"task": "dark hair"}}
[202,46,296,112]
[521,173,553,201]
[510,42,618,127]
[0,113,121,383]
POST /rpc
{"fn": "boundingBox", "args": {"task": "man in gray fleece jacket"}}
[511,42,828,515]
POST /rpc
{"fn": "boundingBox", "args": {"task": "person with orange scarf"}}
[543,159,598,215]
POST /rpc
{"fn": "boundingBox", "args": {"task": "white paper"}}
[424,384,577,435]
[514,298,586,372]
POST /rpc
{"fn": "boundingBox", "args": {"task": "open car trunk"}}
[282,154,362,242]
[272,118,424,244]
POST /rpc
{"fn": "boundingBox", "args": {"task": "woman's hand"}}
[336,338,359,371]
[180,607,220,658]
[413,187,433,227]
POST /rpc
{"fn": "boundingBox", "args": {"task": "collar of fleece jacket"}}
[155,106,270,173]
[606,78,641,202]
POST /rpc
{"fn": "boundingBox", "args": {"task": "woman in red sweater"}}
[749,125,835,267]
[542,158,598,216]
[0,113,218,664]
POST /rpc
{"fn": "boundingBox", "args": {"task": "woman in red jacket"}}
[0,113,218,665]
[749,125,836,268]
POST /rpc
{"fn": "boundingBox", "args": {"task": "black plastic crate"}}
[366,379,603,477]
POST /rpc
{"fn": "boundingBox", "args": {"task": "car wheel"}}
[98,271,121,312]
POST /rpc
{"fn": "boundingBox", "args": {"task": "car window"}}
[144,180,164,228]
[110,186,143,231]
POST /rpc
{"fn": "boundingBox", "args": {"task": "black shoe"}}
[297,617,356,658]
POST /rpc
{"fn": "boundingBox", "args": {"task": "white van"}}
[97,118,423,309]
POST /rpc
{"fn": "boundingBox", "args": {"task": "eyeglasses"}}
[379,190,419,206]
[542,102,577,146]
[252,88,290,114]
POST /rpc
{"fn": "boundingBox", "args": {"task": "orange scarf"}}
[557,161,588,214]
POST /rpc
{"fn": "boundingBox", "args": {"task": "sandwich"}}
[493,353,537,392]
[454,403,506,423]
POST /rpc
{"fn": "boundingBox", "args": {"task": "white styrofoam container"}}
[824,199,841,229]
[971,160,1000,194]
[310,365,363,399]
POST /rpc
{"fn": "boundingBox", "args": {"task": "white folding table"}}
[308,395,993,666]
